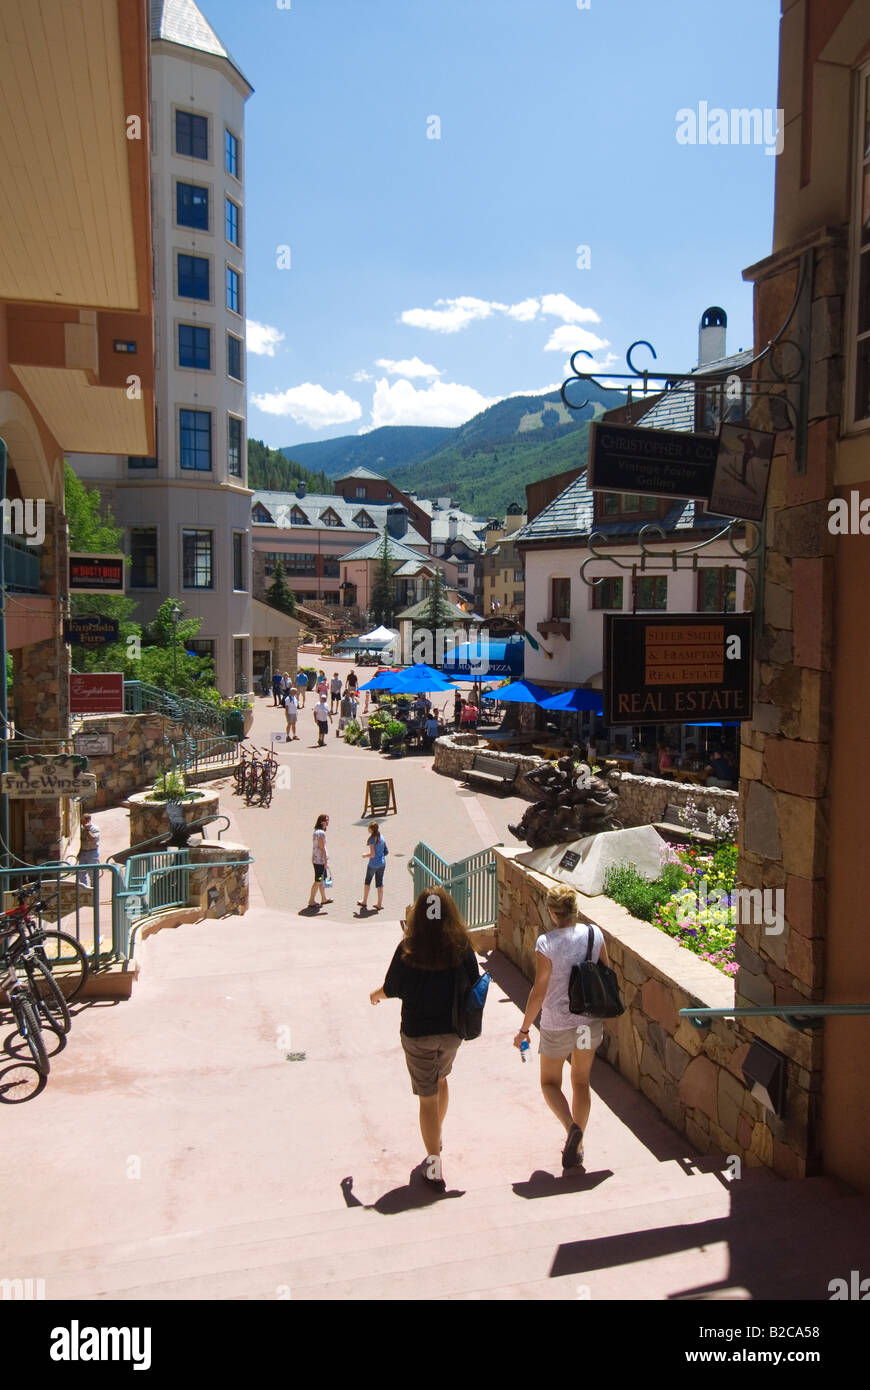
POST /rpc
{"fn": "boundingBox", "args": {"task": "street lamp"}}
[170,602,181,684]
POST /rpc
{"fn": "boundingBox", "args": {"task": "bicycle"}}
[234,742,255,796]
[3,889,90,1002]
[1,902,72,1039]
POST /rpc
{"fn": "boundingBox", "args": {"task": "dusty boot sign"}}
[1,753,97,799]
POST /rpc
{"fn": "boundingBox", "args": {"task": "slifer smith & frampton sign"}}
[604,614,753,725]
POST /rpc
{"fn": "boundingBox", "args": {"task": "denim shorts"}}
[365,864,385,887]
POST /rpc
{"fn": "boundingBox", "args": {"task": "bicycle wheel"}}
[32,931,89,1002]
[20,953,71,1035]
[260,777,273,808]
[10,992,49,1076]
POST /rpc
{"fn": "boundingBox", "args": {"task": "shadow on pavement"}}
[340,1170,465,1214]
[512,1168,613,1200]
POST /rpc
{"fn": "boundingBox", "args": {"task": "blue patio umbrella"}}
[684,721,740,728]
[358,669,404,691]
[539,688,604,715]
[480,679,552,704]
[387,663,458,693]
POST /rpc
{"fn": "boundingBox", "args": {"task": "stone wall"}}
[126,789,221,847]
[188,841,250,917]
[496,848,816,1178]
[432,733,544,799]
[72,712,186,811]
[613,774,738,829]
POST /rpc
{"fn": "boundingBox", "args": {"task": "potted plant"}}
[145,769,202,802]
[367,709,388,750]
[343,718,361,745]
[382,718,407,756]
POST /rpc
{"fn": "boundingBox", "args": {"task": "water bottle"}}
[520,1038,530,1063]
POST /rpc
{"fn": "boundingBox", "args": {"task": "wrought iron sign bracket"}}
[579,521,763,610]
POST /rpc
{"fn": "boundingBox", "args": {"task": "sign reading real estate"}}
[1,753,97,800]
[709,422,775,521]
[68,553,126,594]
[69,672,124,716]
[63,616,120,647]
[588,422,718,501]
[604,614,753,725]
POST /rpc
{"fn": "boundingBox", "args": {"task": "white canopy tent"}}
[359,624,399,643]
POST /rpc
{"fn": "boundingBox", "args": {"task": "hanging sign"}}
[73,733,114,756]
[708,423,775,521]
[1,754,97,799]
[70,672,124,715]
[63,616,120,647]
[69,553,125,593]
[588,422,718,500]
[604,614,754,726]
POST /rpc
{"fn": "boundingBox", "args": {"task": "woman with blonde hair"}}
[513,883,610,1170]
[370,886,479,1190]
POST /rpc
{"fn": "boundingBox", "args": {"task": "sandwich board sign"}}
[362,779,397,817]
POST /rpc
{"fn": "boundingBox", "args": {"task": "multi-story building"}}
[332,468,432,541]
[1,0,156,862]
[70,0,253,695]
[481,506,527,617]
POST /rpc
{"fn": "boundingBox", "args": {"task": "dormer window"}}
[290,506,309,525]
[353,510,375,528]
[355,486,366,498]
[320,508,344,527]
[252,504,273,523]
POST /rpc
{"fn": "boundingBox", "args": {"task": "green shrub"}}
[358,732,371,748]
[146,770,201,802]
[602,862,687,923]
[343,719,361,745]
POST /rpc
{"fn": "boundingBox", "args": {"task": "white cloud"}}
[369,377,497,429]
[246,320,285,356]
[374,355,443,379]
[400,296,503,333]
[504,298,540,322]
[506,383,563,398]
[544,324,610,354]
[250,383,362,429]
[352,369,373,382]
[539,293,601,325]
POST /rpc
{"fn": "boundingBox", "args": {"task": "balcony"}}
[3,535,43,593]
[537,618,570,639]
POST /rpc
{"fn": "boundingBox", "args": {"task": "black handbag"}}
[568,926,624,1018]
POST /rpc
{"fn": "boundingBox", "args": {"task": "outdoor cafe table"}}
[673,768,707,785]
[532,741,571,760]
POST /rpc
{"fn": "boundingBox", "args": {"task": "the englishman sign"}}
[604,614,753,726]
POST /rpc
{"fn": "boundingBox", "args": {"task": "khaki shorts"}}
[539,1020,605,1059]
[400,1031,461,1097]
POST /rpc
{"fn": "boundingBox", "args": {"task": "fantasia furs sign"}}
[604,614,754,726]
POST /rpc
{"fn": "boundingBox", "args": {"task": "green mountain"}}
[274,385,624,515]
[248,439,333,494]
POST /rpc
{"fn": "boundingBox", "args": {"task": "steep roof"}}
[334,466,388,483]
[629,347,756,432]
[337,533,428,564]
[250,491,427,547]
[150,0,252,88]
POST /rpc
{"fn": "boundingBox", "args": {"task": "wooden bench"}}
[463,752,519,794]
[653,803,716,844]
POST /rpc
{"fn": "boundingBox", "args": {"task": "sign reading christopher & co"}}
[604,614,753,726]
[588,422,718,501]
[68,553,126,594]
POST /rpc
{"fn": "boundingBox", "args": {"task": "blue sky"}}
[202,0,781,447]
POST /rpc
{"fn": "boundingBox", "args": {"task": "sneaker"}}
[561,1123,583,1170]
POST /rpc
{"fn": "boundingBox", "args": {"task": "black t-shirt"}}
[383,942,479,1037]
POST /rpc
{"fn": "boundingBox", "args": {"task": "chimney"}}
[698,306,727,366]
[448,514,458,540]
[295,479,307,499]
[386,505,408,540]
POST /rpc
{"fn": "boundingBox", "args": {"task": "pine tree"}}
[265,559,297,617]
[369,530,395,626]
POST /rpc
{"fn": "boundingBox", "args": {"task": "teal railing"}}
[681,1004,870,1033]
[408,842,499,929]
[169,734,240,775]
[3,535,42,593]
[123,680,225,734]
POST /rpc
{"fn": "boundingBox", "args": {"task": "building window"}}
[635,575,667,610]
[182,529,214,588]
[233,637,247,694]
[353,510,375,528]
[225,129,240,178]
[178,324,211,370]
[290,506,309,525]
[233,533,246,591]
[602,492,657,517]
[187,639,215,665]
[591,577,623,610]
[227,333,243,381]
[128,453,157,469]
[180,410,212,471]
[698,567,736,613]
[852,69,870,424]
[226,266,241,314]
[322,592,340,605]
[551,577,571,619]
[228,416,242,477]
[253,504,273,523]
[129,528,157,588]
[284,552,317,576]
[177,182,208,231]
[176,110,208,160]
[225,197,240,247]
[386,490,393,500]
[322,560,340,578]
[320,509,343,527]
[355,486,366,498]
[178,254,209,301]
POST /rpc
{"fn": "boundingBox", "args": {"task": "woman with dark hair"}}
[307,813,332,910]
[370,886,479,1190]
[358,821,388,912]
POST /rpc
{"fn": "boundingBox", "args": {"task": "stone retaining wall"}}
[187,841,250,917]
[75,713,186,811]
[614,774,738,829]
[126,789,221,847]
[495,847,816,1179]
[432,733,547,799]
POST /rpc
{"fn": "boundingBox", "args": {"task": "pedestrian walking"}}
[282,671,292,697]
[76,813,100,890]
[295,669,308,708]
[337,690,354,738]
[316,670,328,700]
[370,886,479,1191]
[460,699,479,730]
[454,690,463,729]
[313,693,333,745]
[345,669,359,719]
[513,884,609,1171]
[272,670,284,706]
[357,821,388,912]
[306,813,332,910]
[283,686,299,739]
[329,671,343,714]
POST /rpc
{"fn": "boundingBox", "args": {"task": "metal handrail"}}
[680,1004,870,1033]
[123,857,254,956]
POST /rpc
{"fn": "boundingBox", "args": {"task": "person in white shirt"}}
[513,883,610,1170]
[283,687,299,740]
[313,694,333,746]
